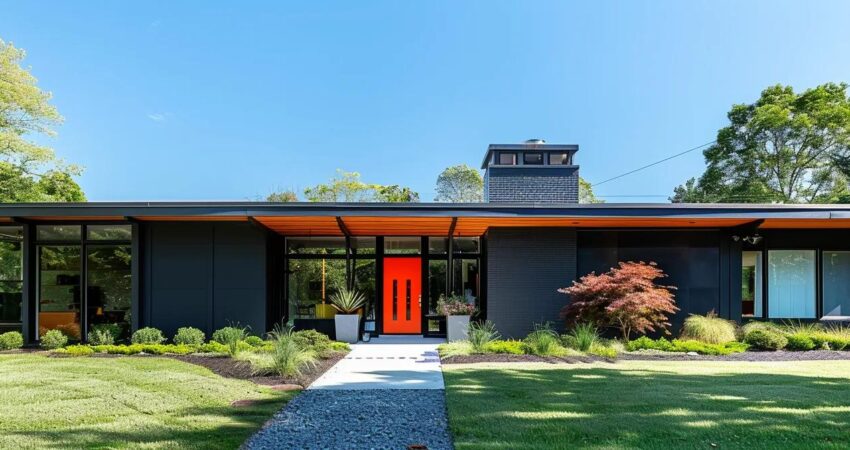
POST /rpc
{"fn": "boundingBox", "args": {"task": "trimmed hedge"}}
[485,340,525,355]
[744,329,787,350]
[0,331,24,350]
[627,336,748,355]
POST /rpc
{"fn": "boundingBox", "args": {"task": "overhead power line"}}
[591,140,716,187]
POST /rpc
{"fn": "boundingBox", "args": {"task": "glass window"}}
[350,237,376,255]
[768,250,816,318]
[353,259,376,320]
[523,152,544,165]
[741,251,763,318]
[549,152,571,165]
[0,226,23,333]
[428,237,448,254]
[87,225,132,241]
[453,237,480,254]
[453,258,480,305]
[86,245,132,338]
[38,246,82,340]
[428,260,447,315]
[287,258,346,321]
[384,237,420,254]
[823,251,850,318]
[37,225,81,241]
[287,237,346,255]
[498,152,517,165]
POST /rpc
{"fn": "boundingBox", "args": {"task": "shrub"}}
[437,293,477,316]
[564,323,598,351]
[438,341,473,357]
[559,261,678,342]
[627,336,675,352]
[741,321,782,335]
[468,320,500,353]
[212,325,249,355]
[292,329,332,355]
[744,328,787,351]
[680,311,737,344]
[198,341,229,354]
[131,327,166,344]
[523,323,564,356]
[786,333,816,351]
[329,286,367,314]
[0,331,24,350]
[245,325,317,377]
[56,344,94,357]
[626,336,746,355]
[90,324,122,344]
[244,335,264,347]
[40,329,68,350]
[588,342,618,359]
[486,340,524,355]
[173,327,206,346]
[329,341,350,352]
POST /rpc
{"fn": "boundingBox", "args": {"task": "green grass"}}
[444,360,850,449]
[0,354,293,449]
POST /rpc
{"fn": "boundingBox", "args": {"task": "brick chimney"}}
[482,139,580,203]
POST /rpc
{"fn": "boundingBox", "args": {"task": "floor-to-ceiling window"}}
[36,224,132,341]
[0,226,24,333]
[768,249,816,319]
[742,251,763,318]
[823,251,850,318]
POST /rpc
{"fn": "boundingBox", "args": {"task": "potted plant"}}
[438,294,477,342]
[330,286,367,343]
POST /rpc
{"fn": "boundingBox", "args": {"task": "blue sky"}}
[2,1,850,202]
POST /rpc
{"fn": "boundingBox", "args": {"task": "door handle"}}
[418,295,422,308]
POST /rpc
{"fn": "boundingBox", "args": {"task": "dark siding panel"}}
[487,228,577,338]
[577,230,723,332]
[144,222,266,337]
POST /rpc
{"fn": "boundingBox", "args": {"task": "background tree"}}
[671,83,850,203]
[303,170,419,202]
[434,164,483,202]
[559,261,678,342]
[266,189,298,202]
[0,39,85,202]
[579,177,603,204]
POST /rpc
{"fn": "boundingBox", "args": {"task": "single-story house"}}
[2,140,850,343]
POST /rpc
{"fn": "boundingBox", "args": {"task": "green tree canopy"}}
[0,39,85,202]
[434,164,483,202]
[303,170,419,203]
[672,83,850,203]
[266,189,298,202]
[579,177,603,204]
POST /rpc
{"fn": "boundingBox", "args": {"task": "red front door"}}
[382,257,421,334]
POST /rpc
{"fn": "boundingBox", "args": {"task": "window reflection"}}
[86,245,132,338]
[288,259,346,321]
[38,246,82,340]
[0,226,23,333]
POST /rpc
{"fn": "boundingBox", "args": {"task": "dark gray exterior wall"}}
[142,222,267,338]
[485,166,579,203]
[486,227,577,338]
[577,230,733,332]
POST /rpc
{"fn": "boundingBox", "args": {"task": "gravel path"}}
[244,389,453,450]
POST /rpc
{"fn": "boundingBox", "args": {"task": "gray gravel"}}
[621,349,850,361]
[244,389,453,450]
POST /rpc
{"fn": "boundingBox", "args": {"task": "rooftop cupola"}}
[481,139,580,204]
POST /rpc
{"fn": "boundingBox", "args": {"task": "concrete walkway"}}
[309,335,445,390]
[244,336,453,450]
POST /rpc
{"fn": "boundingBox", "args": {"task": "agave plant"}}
[329,286,367,314]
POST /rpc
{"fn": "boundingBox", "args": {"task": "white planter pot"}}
[334,314,360,344]
[447,315,471,342]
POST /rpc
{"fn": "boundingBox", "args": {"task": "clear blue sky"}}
[2,1,849,202]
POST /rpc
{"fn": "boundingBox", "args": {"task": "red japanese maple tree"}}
[558,261,678,342]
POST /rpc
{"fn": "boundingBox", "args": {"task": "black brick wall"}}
[485,166,579,203]
[486,227,577,338]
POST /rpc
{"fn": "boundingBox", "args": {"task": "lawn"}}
[0,354,292,449]
[443,360,850,449]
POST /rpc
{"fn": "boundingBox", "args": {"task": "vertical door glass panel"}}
[86,245,132,338]
[768,250,816,318]
[37,225,81,241]
[287,259,346,321]
[428,260,447,314]
[741,251,763,318]
[38,246,82,340]
[384,237,420,254]
[353,259,376,320]
[823,251,850,318]
[453,258,480,304]
[0,226,23,333]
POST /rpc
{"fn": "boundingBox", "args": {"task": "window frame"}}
[497,152,517,165]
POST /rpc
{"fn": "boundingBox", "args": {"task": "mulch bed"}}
[173,351,346,388]
[441,354,612,364]
[621,350,850,362]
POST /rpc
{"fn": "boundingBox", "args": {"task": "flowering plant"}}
[437,294,477,316]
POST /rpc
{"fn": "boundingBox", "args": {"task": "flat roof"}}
[3,202,850,236]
